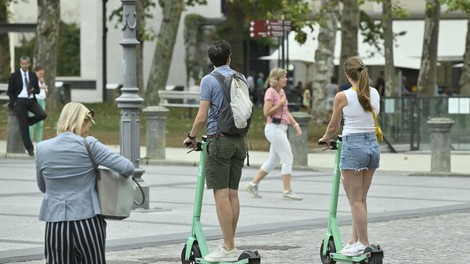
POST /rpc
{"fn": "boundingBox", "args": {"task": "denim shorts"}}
[340,132,380,171]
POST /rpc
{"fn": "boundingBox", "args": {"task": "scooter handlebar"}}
[185,141,203,153]
[318,139,338,150]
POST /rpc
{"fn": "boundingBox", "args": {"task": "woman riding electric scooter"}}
[318,56,381,257]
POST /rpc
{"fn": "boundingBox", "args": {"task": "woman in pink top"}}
[244,67,303,200]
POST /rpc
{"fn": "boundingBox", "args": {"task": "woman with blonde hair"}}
[36,102,135,263]
[245,67,303,200]
[319,57,380,256]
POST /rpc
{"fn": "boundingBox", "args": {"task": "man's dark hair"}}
[331,76,337,84]
[208,40,231,67]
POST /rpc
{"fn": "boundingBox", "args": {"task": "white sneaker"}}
[341,242,367,256]
[339,242,354,255]
[244,184,262,198]
[204,245,238,262]
[282,190,303,200]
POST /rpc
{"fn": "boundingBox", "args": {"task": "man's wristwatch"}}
[187,132,196,140]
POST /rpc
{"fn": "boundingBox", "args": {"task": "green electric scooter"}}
[319,136,384,264]
[181,136,261,264]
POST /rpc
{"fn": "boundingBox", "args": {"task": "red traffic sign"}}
[249,19,292,38]
[249,20,269,38]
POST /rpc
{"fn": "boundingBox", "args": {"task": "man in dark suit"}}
[7,56,47,156]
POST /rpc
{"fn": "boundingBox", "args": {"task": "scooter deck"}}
[196,258,250,263]
[330,252,370,262]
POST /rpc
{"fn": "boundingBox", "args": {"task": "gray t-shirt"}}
[325,83,339,100]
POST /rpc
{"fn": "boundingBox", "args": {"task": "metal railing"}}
[379,96,470,151]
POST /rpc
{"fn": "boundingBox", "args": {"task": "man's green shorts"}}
[205,136,246,190]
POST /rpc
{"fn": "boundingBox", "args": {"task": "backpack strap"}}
[211,72,231,102]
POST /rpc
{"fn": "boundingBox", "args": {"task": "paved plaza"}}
[1,142,469,263]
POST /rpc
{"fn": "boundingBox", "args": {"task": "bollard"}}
[288,112,312,166]
[143,106,169,159]
[427,117,454,173]
[4,104,24,155]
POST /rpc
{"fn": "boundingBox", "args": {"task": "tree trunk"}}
[459,18,470,95]
[145,0,184,105]
[0,0,10,82]
[338,0,359,85]
[184,14,210,88]
[35,0,60,112]
[311,0,339,122]
[417,0,440,96]
[224,0,245,73]
[135,0,146,95]
[382,0,396,97]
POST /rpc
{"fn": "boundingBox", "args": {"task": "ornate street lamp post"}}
[116,0,148,209]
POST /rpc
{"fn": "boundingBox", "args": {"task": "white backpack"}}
[211,72,253,135]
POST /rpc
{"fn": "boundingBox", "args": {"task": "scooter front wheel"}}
[319,239,336,264]
[181,243,202,264]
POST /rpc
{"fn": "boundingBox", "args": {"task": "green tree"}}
[442,0,470,95]
[145,0,185,105]
[311,0,340,122]
[417,0,440,96]
[56,22,80,76]
[0,0,10,82]
[15,22,80,76]
[183,14,210,87]
[111,0,207,106]
[223,0,246,73]
[221,0,313,73]
[382,0,396,96]
[35,0,61,111]
[338,0,360,86]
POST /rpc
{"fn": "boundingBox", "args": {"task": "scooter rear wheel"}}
[367,254,383,264]
[319,239,336,264]
[238,250,261,264]
[362,245,383,264]
[181,243,202,264]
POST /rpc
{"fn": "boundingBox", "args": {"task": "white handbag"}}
[84,139,144,220]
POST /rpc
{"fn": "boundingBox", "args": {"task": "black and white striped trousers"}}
[45,215,107,264]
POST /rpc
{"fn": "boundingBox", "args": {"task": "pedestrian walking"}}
[36,102,135,264]
[318,56,380,256]
[325,76,339,120]
[245,67,303,201]
[29,66,48,143]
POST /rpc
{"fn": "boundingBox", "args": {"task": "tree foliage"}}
[14,22,79,76]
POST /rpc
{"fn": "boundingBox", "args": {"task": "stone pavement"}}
[1,140,470,263]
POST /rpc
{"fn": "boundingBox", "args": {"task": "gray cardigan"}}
[36,132,135,222]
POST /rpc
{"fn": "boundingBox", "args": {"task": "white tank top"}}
[342,87,380,135]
